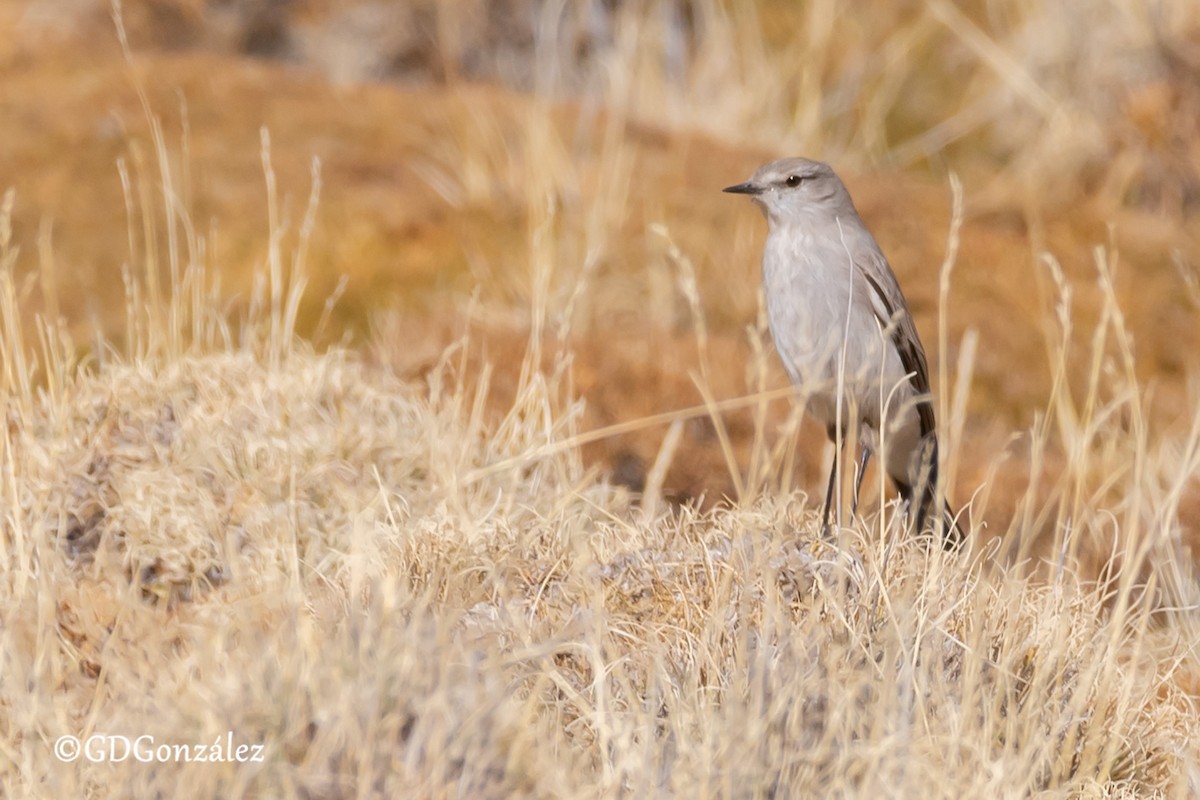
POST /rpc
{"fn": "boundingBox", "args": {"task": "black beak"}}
[722,181,761,195]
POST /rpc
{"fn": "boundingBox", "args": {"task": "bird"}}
[723,157,963,548]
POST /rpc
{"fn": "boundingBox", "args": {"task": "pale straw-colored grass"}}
[1,116,1197,800]
[2,1,1199,797]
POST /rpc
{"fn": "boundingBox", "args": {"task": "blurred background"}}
[2,0,1198,545]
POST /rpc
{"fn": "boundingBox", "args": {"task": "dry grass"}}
[5,0,1199,520]
[3,0,1200,796]
[2,163,1198,793]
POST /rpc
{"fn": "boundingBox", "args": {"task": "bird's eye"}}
[785,174,803,188]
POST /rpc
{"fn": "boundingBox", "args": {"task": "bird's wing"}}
[855,245,936,439]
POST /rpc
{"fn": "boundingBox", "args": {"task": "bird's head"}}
[723,157,855,226]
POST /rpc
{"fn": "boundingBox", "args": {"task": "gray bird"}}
[724,157,962,548]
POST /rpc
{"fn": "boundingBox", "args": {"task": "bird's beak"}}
[722,181,762,195]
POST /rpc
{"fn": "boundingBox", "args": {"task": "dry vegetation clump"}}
[2,319,1198,795]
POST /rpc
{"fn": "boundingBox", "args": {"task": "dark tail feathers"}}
[894,439,964,550]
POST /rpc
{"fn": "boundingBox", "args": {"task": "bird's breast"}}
[761,231,852,375]
[760,227,909,430]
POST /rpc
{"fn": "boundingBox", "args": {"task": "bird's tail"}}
[896,439,964,550]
